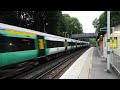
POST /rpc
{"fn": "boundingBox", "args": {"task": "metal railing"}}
[98,45,120,74]
[110,51,120,74]
[95,45,120,74]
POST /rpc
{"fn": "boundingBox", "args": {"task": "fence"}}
[110,50,120,74]
[97,43,120,74]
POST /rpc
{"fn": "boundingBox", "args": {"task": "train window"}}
[0,35,7,53]
[46,40,64,48]
[68,42,72,46]
[73,42,76,45]
[68,42,76,46]
[0,36,35,53]
[81,43,85,45]
[77,43,80,45]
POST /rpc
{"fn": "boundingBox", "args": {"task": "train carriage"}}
[0,23,89,68]
[0,29,38,67]
[65,38,72,51]
[44,36,65,56]
[76,40,81,48]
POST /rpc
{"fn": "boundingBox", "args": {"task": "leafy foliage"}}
[0,11,83,37]
[57,14,83,37]
[93,11,120,33]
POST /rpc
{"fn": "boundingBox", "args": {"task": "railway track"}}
[17,47,89,79]
[40,47,89,79]
[30,50,80,79]
[0,47,89,79]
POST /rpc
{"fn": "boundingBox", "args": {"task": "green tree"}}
[93,11,120,33]
[0,11,19,26]
[45,11,62,35]
[92,18,99,32]
[56,12,66,36]
[92,11,107,33]
[57,14,83,37]
[110,11,120,26]
[0,11,61,35]
[0,11,83,37]
[89,38,96,46]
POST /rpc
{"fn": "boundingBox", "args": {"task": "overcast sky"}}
[62,11,104,33]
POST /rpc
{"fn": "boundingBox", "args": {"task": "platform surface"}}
[60,47,120,79]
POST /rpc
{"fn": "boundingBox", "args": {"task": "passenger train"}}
[0,23,89,68]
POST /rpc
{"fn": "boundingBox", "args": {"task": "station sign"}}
[110,37,117,49]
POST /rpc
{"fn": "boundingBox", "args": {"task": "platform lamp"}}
[63,32,68,38]
[106,11,111,72]
[44,23,48,33]
[99,11,111,72]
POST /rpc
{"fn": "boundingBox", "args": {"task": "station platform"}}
[60,47,120,79]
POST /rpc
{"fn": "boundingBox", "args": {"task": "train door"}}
[65,39,67,51]
[76,41,77,48]
[37,36,45,57]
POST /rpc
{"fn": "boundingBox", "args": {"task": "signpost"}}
[107,11,111,72]
[100,12,116,72]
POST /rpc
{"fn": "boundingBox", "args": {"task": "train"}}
[0,23,90,68]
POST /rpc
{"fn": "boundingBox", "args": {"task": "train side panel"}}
[44,36,65,56]
[45,47,65,56]
[0,50,38,67]
[0,30,38,67]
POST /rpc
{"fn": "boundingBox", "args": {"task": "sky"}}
[62,11,104,33]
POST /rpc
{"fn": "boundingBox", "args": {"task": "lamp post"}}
[107,11,111,72]
[100,11,111,72]
[44,23,48,33]
[63,32,67,38]
[67,34,69,38]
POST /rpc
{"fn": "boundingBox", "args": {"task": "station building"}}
[96,22,120,74]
